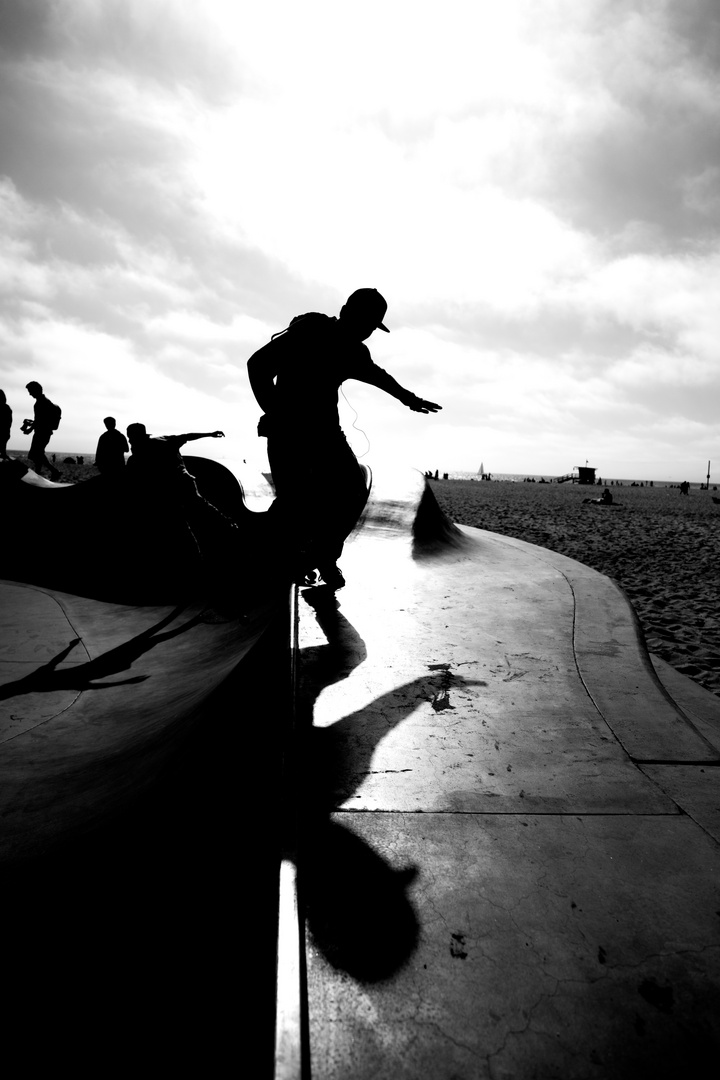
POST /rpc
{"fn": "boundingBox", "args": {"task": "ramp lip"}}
[351,468,471,557]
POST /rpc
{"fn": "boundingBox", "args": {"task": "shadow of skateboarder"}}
[293,585,484,982]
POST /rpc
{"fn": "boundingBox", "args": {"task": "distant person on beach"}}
[680,481,690,496]
[22,382,61,481]
[95,417,129,476]
[0,390,11,459]
[247,288,441,588]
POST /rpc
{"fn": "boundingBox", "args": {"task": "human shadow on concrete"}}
[0,606,203,699]
[296,585,482,983]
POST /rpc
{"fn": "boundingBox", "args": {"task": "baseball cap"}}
[344,287,390,332]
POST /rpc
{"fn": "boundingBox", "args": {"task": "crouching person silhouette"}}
[247,288,441,588]
[125,424,238,585]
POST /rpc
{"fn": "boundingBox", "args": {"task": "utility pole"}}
[707,460,711,491]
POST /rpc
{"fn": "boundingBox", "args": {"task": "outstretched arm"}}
[180,431,225,442]
[356,364,442,414]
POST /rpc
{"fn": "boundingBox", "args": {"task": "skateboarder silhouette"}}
[247,288,441,588]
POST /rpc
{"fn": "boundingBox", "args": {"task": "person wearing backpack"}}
[23,381,62,481]
[247,287,441,588]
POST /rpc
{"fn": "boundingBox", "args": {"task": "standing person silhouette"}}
[247,288,441,588]
[23,382,62,481]
[95,417,129,477]
[0,390,11,459]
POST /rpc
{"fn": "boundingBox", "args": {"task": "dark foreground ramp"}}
[0,455,290,858]
[0,454,275,601]
[279,467,720,1080]
[0,457,289,1074]
[0,582,284,858]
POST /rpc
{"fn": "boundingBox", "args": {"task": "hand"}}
[409,397,442,414]
[211,430,225,438]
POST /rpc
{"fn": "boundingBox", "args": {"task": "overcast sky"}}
[1,0,719,480]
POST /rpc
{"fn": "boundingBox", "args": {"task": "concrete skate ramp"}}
[0,456,288,861]
[4,460,720,1073]
[0,581,290,862]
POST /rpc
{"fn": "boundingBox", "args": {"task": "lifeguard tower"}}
[576,464,597,485]
[554,465,597,485]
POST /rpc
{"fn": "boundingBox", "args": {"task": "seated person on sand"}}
[584,487,613,506]
[95,416,129,477]
[125,423,237,539]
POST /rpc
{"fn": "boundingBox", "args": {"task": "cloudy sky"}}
[1,0,719,480]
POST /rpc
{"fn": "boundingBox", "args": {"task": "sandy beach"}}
[431,478,720,698]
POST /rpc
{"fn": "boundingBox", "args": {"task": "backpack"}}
[271,311,332,340]
[46,399,62,430]
[259,313,333,438]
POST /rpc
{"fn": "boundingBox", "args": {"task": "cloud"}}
[0,0,718,480]
[558,250,720,363]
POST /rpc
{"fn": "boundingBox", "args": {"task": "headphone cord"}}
[340,386,370,459]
